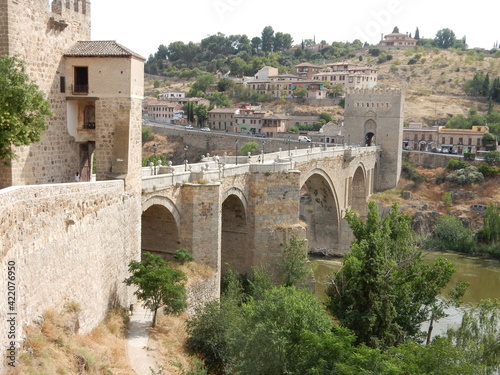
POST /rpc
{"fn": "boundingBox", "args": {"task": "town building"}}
[207,107,240,131]
[403,123,491,153]
[143,100,179,122]
[379,32,417,48]
[234,109,287,137]
[312,62,378,90]
[295,62,324,80]
[158,90,185,99]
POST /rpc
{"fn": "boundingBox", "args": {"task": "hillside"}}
[145,46,500,127]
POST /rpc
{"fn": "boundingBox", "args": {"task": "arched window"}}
[84,105,95,129]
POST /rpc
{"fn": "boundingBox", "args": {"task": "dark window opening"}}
[60,76,66,93]
[84,106,96,129]
[74,67,88,93]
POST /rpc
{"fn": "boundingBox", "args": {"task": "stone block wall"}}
[0,181,140,371]
[0,0,91,188]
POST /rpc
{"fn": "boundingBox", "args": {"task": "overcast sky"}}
[91,0,499,59]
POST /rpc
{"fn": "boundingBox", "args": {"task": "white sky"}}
[91,0,499,59]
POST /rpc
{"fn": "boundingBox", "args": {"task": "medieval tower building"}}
[0,1,144,369]
[343,89,404,191]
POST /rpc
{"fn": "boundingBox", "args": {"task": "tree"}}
[319,112,332,123]
[0,56,52,161]
[327,202,460,349]
[292,87,308,103]
[187,74,216,96]
[261,26,275,53]
[392,26,400,33]
[446,299,500,373]
[124,253,187,327]
[476,203,500,244]
[415,27,420,40]
[229,287,332,375]
[278,235,312,289]
[434,28,457,49]
[240,141,259,155]
[194,104,209,127]
[484,150,500,165]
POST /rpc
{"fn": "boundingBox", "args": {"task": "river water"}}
[310,250,500,336]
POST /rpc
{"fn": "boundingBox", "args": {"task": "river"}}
[311,250,500,336]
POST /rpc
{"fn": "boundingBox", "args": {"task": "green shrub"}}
[484,151,500,166]
[447,159,469,171]
[402,162,426,184]
[173,248,194,264]
[478,162,500,177]
[463,152,476,161]
[431,216,475,253]
[142,126,153,143]
[446,166,483,184]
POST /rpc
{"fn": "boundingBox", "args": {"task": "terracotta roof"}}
[64,41,145,60]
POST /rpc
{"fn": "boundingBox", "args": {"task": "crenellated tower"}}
[343,89,404,191]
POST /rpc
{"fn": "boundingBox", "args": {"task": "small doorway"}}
[79,142,95,181]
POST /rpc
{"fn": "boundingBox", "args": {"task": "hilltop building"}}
[379,32,417,47]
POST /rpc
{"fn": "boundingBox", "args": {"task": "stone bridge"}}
[140,145,379,281]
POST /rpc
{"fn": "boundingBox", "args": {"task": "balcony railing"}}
[72,84,88,94]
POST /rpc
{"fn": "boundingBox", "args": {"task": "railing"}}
[72,84,88,94]
[141,145,379,193]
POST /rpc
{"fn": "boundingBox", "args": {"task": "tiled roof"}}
[64,41,145,60]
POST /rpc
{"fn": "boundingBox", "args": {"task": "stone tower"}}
[343,89,404,191]
[0,0,144,196]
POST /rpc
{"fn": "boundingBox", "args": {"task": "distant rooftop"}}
[64,41,145,60]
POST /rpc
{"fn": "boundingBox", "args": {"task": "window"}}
[442,137,445,144]
[428,134,433,141]
[84,106,95,129]
[450,137,454,144]
[477,139,481,146]
[74,67,88,93]
[468,138,472,145]
[60,76,66,93]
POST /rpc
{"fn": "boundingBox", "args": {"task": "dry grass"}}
[9,307,134,375]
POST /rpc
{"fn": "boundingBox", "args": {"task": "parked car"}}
[200,127,211,132]
[254,133,266,138]
[185,125,194,130]
[298,136,312,142]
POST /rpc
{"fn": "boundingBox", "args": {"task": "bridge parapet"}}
[141,145,379,193]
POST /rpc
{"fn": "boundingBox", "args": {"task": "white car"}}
[200,127,211,132]
[185,125,194,130]
[298,136,312,142]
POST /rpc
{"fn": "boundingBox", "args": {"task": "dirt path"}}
[127,304,163,375]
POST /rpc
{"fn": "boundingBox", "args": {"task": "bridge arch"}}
[299,168,342,255]
[221,188,251,275]
[351,164,368,217]
[141,196,181,259]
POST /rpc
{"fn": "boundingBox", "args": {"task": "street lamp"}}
[152,143,158,175]
[184,145,188,171]
[262,140,266,163]
[235,139,239,165]
[288,136,291,156]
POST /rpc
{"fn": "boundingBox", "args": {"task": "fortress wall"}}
[1,0,91,187]
[0,181,140,368]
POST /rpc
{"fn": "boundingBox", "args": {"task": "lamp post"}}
[288,136,291,156]
[152,143,157,175]
[184,145,188,171]
[235,139,239,165]
[262,140,266,163]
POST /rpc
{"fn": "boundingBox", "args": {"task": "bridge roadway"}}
[140,144,379,280]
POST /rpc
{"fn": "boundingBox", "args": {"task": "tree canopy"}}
[0,56,52,161]
[327,202,461,348]
[124,252,187,327]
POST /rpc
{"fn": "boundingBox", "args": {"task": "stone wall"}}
[403,150,461,168]
[0,0,92,188]
[186,272,219,315]
[148,125,315,156]
[0,181,141,371]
